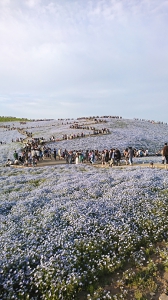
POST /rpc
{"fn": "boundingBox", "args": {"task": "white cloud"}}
[0,0,10,7]
[0,0,168,121]
[25,0,41,8]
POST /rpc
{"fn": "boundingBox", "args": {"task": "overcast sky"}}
[0,0,168,121]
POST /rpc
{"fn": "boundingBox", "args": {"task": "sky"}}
[0,0,168,122]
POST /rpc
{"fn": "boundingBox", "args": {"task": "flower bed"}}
[0,165,168,299]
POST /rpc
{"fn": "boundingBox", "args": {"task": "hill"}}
[0,116,168,299]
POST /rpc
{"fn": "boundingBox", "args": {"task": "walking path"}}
[34,156,168,169]
[17,122,110,144]
[10,157,168,170]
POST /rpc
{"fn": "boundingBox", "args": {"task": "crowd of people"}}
[61,147,136,166]
[5,144,149,167]
[5,138,47,167]
[4,130,168,168]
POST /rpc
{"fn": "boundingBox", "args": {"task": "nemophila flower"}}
[1,120,168,298]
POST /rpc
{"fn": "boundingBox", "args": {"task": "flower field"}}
[0,117,168,299]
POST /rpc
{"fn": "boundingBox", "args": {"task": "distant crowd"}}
[1,115,167,146]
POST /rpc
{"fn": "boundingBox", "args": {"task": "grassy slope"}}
[0,116,29,122]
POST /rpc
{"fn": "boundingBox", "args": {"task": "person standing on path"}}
[58,149,61,160]
[109,149,116,166]
[75,152,79,164]
[101,151,105,165]
[53,148,57,160]
[114,148,121,166]
[90,150,95,164]
[123,148,129,165]
[105,149,109,165]
[162,143,168,164]
[128,146,134,165]
[13,150,18,160]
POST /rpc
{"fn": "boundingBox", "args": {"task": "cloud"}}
[0,0,168,121]
[25,0,41,8]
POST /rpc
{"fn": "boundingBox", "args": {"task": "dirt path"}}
[93,162,168,170]
[34,157,167,169]
[11,158,168,169]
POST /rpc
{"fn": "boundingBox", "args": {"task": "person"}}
[144,149,148,156]
[68,151,73,164]
[31,148,36,160]
[53,148,57,160]
[123,148,129,165]
[24,159,29,166]
[162,143,168,164]
[79,151,83,163]
[109,149,115,166]
[13,150,18,160]
[105,149,109,165]
[58,149,61,160]
[85,150,89,162]
[14,159,19,165]
[101,151,105,165]
[161,149,165,164]
[18,156,23,164]
[128,146,134,165]
[28,151,32,166]
[5,159,13,166]
[90,150,95,164]
[114,148,121,166]
[75,152,79,164]
[138,149,143,157]
[32,156,37,167]
[35,149,40,161]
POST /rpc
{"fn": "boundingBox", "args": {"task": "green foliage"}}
[134,290,145,300]
[160,189,168,196]
[0,116,30,122]
[159,246,168,271]
[3,187,21,194]
[87,287,112,300]
[28,179,46,187]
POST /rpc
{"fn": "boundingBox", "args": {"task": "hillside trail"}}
[17,128,30,143]
[17,119,110,144]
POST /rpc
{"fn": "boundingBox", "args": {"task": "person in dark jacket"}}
[128,147,134,165]
[53,148,57,160]
[162,143,168,164]
[114,149,121,166]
